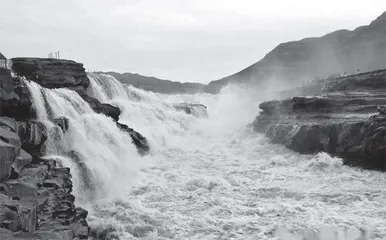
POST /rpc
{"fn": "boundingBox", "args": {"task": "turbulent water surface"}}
[25,74,386,240]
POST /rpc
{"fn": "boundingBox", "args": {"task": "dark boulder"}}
[117,123,150,155]
[53,117,70,133]
[173,103,208,117]
[80,94,121,121]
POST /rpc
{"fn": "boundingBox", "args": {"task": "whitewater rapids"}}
[24,74,386,240]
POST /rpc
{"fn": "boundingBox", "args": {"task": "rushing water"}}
[24,74,386,240]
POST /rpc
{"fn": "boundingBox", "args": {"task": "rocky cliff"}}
[205,11,386,94]
[0,58,150,239]
[11,58,90,94]
[9,58,150,154]
[253,69,386,171]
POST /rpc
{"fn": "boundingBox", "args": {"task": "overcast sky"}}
[0,1,385,83]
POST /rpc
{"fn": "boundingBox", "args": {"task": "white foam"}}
[25,75,386,239]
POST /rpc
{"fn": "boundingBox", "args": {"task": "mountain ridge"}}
[102,71,205,94]
[204,11,386,93]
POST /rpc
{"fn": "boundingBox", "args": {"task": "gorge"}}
[0,57,385,240]
[0,10,385,240]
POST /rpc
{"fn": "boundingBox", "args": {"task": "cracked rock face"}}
[0,115,89,239]
[11,58,90,92]
[253,70,386,171]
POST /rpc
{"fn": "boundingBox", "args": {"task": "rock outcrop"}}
[173,103,208,117]
[1,62,90,239]
[0,116,90,239]
[79,94,121,122]
[11,58,90,93]
[0,68,34,121]
[9,59,151,153]
[117,122,150,155]
[0,160,89,239]
[253,70,386,171]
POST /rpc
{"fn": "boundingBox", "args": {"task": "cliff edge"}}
[253,69,386,171]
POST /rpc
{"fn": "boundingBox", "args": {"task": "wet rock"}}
[53,117,70,133]
[67,151,96,199]
[16,120,47,157]
[117,122,150,155]
[173,103,208,117]
[11,58,89,93]
[79,94,121,121]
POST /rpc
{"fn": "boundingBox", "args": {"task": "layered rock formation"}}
[253,70,386,171]
[205,11,386,94]
[0,116,89,239]
[1,57,150,239]
[11,58,90,94]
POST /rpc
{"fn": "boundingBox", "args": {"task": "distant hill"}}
[204,11,386,93]
[103,71,205,94]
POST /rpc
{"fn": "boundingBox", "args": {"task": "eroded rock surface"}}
[79,94,121,122]
[117,122,150,155]
[253,70,386,171]
[11,58,89,93]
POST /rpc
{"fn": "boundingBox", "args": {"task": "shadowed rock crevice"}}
[0,69,34,121]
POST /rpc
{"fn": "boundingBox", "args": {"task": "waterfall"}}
[24,80,144,202]
[22,76,386,239]
[87,72,205,150]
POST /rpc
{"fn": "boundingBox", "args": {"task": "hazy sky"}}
[0,1,385,83]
